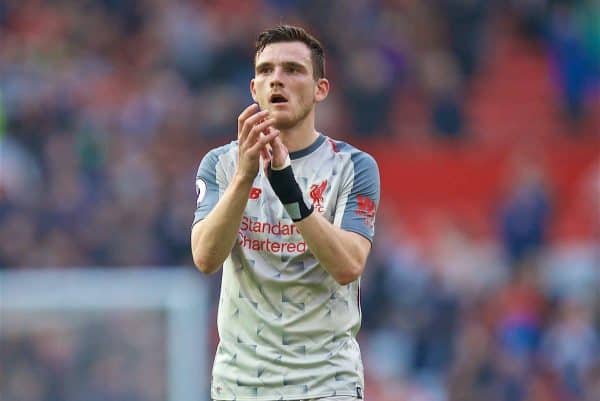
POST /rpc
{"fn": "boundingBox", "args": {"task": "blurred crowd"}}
[0,1,599,401]
[360,217,599,401]
[1,312,167,401]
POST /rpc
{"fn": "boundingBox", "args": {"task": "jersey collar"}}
[289,134,326,160]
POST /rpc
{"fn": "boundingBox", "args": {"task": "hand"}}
[261,127,289,173]
[269,131,289,169]
[236,104,279,182]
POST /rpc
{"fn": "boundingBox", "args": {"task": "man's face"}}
[251,42,327,130]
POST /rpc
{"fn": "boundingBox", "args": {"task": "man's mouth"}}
[269,94,288,104]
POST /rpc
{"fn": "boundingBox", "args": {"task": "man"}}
[191,25,380,401]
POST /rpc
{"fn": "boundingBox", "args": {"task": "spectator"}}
[499,157,552,265]
[0,2,598,401]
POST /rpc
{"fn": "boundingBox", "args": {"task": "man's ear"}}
[250,79,257,102]
[315,78,330,103]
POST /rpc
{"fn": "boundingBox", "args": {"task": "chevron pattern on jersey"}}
[196,135,379,401]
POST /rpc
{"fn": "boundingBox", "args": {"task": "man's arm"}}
[191,174,253,273]
[294,213,371,285]
[191,104,278,273]
[267,135,379,285]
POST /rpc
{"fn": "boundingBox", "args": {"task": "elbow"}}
[192,251,221,275]
[191,226,222,274]
[192,230,223,274]
[332,263,364,286]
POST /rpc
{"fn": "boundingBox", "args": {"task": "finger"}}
[237,104,259,137]
[245,117,275,148]
[262,154,271,174]
[270,132,287,155]
[260,146,271,162]
[240,110,270,144]
[248,129,279,155]
[239,109,268,143]
[267,132,289,168]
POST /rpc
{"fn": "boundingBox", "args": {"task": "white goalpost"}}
[0,268,210,401]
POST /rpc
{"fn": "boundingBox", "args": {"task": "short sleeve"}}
[192,149,224,226]
[338,152,380,242]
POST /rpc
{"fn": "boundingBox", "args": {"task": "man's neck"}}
[279,114,320,153]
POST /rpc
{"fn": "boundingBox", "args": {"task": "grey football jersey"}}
[193,134,379,401]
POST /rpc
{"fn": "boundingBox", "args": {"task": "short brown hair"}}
[255,25,325,79]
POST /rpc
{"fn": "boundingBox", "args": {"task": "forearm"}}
[265,154,370,284]
[294,212,369,285]
[191,174,253,274]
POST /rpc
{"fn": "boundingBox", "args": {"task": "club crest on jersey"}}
[356,194,376,228]
[309,179,328,212]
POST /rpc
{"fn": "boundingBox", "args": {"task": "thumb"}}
[260,146,271,162]
[271,133,286,154]
[269,133,290,169]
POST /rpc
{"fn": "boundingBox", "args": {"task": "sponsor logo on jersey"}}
[238,217,307,253]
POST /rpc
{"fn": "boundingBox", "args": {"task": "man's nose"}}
[269,68,284,88]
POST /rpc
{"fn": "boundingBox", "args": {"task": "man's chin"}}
[272,116,296,130]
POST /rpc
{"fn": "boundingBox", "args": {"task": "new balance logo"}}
[249,187,262,200]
